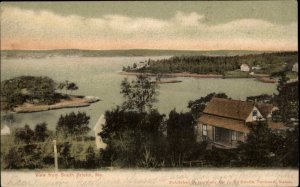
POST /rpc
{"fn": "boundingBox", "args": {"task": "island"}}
[1,76,100,113]
[121,51,298,83]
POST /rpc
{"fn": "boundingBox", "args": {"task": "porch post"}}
[230,130,232,145]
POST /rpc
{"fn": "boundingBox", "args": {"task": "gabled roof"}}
[203,98,275,120]
[93,114,105,132]
[203,98,255,121]
[256,103,275,118]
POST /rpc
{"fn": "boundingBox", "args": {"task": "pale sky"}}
[0,1,298,51]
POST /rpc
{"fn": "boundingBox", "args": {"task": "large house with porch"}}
[196,97,286,149]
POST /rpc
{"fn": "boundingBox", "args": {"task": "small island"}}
[1,76,100,113]
[121,52,298,82]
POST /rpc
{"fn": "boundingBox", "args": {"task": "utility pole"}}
[53,140,58,171]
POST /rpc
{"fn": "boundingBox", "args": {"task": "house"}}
[1,125,11,136]
[292,63,298,72]
[196,98,286,149]
[240,64,250,72]
[93,114,107,149]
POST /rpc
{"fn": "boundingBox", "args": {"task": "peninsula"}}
[122,51,298,81]
[1,76,100,113]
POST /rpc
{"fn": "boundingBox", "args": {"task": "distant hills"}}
[1,49,290,58]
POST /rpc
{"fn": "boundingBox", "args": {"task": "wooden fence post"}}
[53,140,58,171]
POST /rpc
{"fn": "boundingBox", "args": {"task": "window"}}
[231,131,237,141]
[252,110,257,116]
[202,124,207,136]
[252,110,258,121]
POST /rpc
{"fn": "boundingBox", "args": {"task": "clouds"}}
[1,6,297,50]
[174,12,205,26]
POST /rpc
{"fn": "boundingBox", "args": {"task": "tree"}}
[246,94,273,103]
[166,110,197,166]
[273,73,298,123]
[56,112,90,138]
[1,76,57,107]
[15,125,35,144]
[236,121,285,167]
[57,82,66,94]
[34,122,51,142]
[58,142,73,168]
[85,146,96,169]
[1,113,15,126]
[120,75,158,113]
[66,82,79,95]
[99,107,166,168]
[5,124,52,169]
[188,92,228,119]
[133,63,137,69]
[281,126,299,167]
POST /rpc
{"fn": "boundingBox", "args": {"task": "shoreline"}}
[151,80,183,84]
[118,71,278,84]
[118,71,224,78]
[9,96,100,113]
[256,77,276,83]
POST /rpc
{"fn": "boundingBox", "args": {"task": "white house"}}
[240,64,250,72]
[292,63,298,72]
[1,125,11,136]
[93,114,107,149]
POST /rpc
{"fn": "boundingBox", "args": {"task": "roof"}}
[268,122,288,130]
[199,114,250,133]
[203,98,275,120]
[93,114,105,132]
[1,125,11,135]
[256,103,275,118]
[203,98,255,121]
[241,64,249,66]
[199,114,286,133]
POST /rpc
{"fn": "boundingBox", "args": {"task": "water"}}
[1,56,276,133]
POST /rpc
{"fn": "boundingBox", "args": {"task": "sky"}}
[0,1,298,51]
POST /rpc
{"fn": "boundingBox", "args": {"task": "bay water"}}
[1,56,276,134]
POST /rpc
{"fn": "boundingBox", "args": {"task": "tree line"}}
[124,52,297,75]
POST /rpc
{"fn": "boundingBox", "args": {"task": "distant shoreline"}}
[118,71,224,78]
[1,49,283,59]
[9,96,100,113]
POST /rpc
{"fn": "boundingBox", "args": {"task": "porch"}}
[197,114,249,149]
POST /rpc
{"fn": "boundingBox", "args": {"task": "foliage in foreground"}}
[236,122,298,167]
